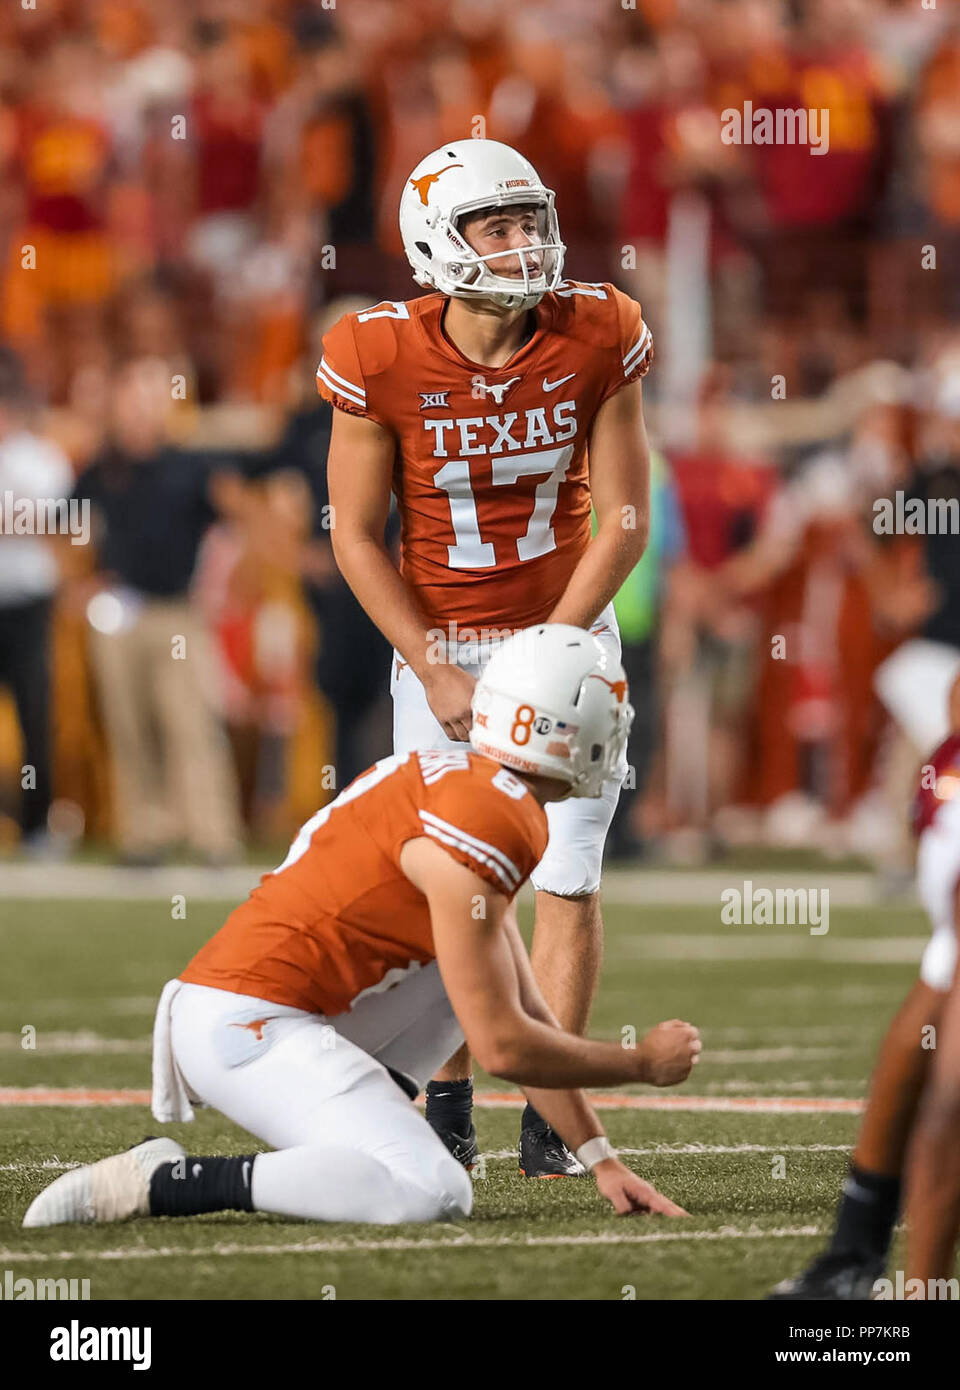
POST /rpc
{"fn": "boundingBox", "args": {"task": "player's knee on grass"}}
[354,1141,473,1224]
[252,1144,473,1224]
[398,1148,474,1223]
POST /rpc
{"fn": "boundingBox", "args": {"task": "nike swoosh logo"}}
[242,1160,252,1187]
[542,373,576,392]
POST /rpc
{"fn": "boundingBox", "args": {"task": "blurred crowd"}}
[1,0,960,871]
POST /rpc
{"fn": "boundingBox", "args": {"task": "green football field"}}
[1,887,955,1300]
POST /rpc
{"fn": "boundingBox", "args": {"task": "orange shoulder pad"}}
[548,281,653,401]
[317,299,418,419]
[415,751,548,896]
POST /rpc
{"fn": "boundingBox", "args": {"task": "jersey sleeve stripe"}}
[316,366,365,409]
[419,809,523,888]
[317,358,366,404]
[622,325,652,374]
[420,821,518,892]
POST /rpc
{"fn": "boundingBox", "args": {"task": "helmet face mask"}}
[400,140,566,311]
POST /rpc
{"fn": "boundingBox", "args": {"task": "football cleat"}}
[22,1136,185,1228]
[767,1251,884,1300]
[518,1124,586,1178]
[433,1123,480,1170]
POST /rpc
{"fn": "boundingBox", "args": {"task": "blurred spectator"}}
[721,394,914,849]
[193,468,312,839]
[72,356,245,864]
[263,20,377,276]
[743,0,893,325]
[873,369,960,757]
[914,21,960,317]
[608,447,688,859]
[0,347,73,852]
[249,302,396,791]
[658,374,778,857]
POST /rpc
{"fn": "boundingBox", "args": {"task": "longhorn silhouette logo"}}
[409,164,463,206]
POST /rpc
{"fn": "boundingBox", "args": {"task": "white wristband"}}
[576,1136,616,1171]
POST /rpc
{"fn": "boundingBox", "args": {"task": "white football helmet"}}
[399,138,565,312]
[470,625,633,798]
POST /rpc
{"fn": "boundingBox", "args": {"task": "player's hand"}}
[637,1019,701,1086]
[422,662,477,743]
[594,1158,688,1216]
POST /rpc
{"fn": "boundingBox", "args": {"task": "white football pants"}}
[167,966,473,1224]
[874,638,960,755]
[391,602,625,896]
[917,792,960,994]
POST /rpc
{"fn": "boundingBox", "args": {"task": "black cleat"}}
[768,1251,884,1300]
[518,1124,586,1178]
[433,1122,479,1170]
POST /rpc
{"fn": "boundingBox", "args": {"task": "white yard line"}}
[0,1142,852,1176]
[698,1047,846,1063]
[0,1224,826,1263]
[0,997,157,1018]
[0,1033,150,1054]
[0,864,900,907]
[476,1143,850,1160]
[611,935,926,963]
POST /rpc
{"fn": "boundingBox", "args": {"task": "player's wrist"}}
[576,1135,617,1171]
[632,1044,652,1085]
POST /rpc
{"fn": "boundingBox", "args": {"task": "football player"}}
[770,674,960,1298]
[318,138,654,1174]
[904,676,960,1289]
[23,626,700,1231]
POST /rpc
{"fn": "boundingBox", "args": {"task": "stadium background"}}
[0,0,959,875]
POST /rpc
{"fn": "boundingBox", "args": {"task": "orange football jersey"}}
[317,281,652,630]
[179,750,548,1016]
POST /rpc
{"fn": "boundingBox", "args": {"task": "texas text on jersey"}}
[316,281,653,630]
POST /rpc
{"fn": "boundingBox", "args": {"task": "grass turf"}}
[0,893,950,1299]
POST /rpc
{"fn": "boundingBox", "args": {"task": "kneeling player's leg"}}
[161,984,472,1225]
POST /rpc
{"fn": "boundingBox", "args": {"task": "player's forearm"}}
[547,515,648,629]
[520,1084,607,1154]
[331,532,437,678]
[485,1015,647,1088]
